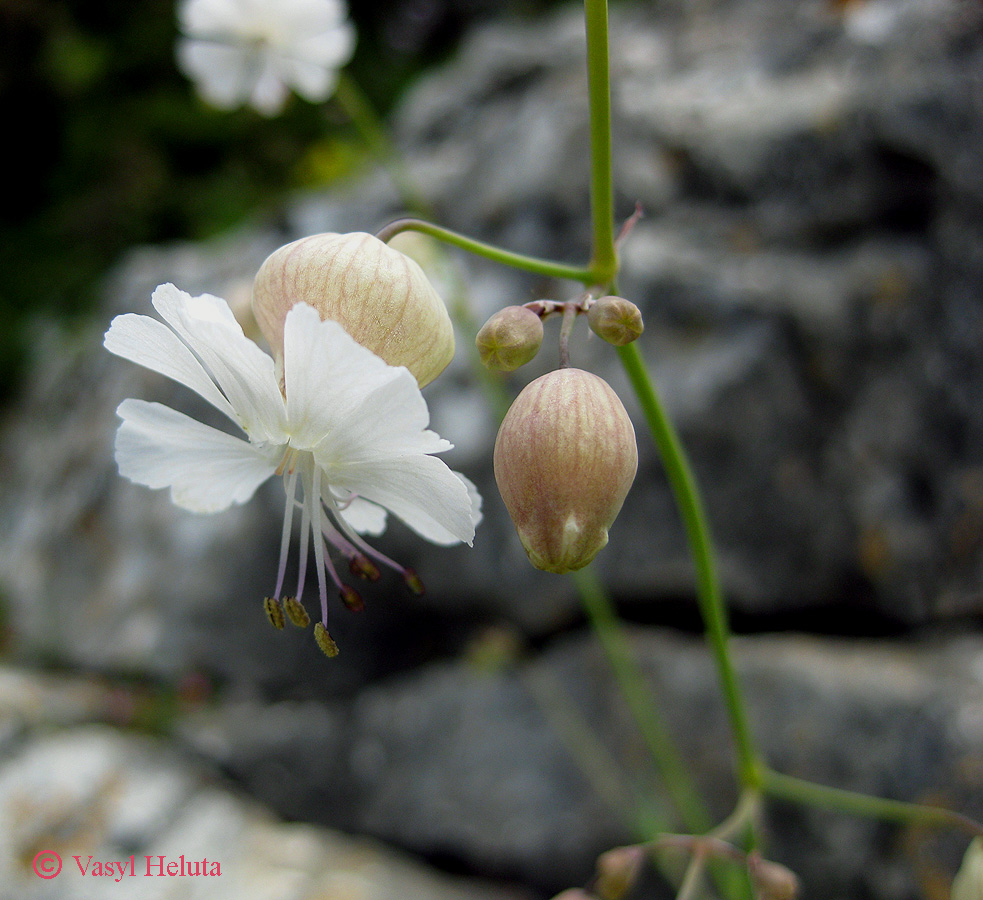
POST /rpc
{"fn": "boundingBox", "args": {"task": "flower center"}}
[263,451,424,657]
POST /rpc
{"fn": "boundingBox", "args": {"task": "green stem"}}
[376,217,596,282]
[761,769,983,836]
[617,342,761,789]
[584,0,618,283]
[574,567,712,834]
[333,74,429,214]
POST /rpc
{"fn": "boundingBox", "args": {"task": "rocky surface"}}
[1,1,982,899]
[0,667,531,900]
[171,628,983,898]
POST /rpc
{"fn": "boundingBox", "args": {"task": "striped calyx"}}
[494,368,638,574]
[252,232,454,387]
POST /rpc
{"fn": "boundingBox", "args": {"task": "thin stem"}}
[761,769,983,837]
[376,217,596,283]
[574,567,712,834]
[525,666,668,838]
[333,74,429,214]
[675,855,706,900]
[709,789,761,843]
[584,0,618,283]
[617,341,761,789]
[558,302,579,368]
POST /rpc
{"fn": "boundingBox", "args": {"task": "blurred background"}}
[1,0,982,898]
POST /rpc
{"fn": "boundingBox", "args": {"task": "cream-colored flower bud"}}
[588,295,644,346]
[953,838,983,900]
[595,846,645,900]
[252,232,454,387]
[747,853,800,900]
[475,305,544,371]
[494,368,637,574]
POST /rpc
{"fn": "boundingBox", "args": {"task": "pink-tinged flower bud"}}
[596,845,645,900]
[476,305,544,371]
[252,232,455,387]
[747,853,800,900]
[588,296,644,346]
[494,369,638,573]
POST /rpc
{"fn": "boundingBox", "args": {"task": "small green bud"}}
[494,368,638,573]
[475,306,544,371]
[596,845,645,900]
[588,296,644,346]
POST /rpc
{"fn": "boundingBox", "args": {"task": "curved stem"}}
[761,769,983,837]
[617,341,761,789]
[376,217,596,283]
[574,567,712,834]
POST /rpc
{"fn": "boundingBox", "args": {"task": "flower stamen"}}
[323,493,422,591]
[272,467,299,600]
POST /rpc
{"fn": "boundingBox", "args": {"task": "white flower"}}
[176,0,356,116]
[105,283,481,652]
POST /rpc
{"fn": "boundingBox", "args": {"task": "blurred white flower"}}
[176,0,356,115]
[105,284,480,651]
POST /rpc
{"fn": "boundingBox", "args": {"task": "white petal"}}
[249,58,290,115]
[152,284,286,443]
[177,40,255,109]
[385,473,483,546]
[178,0,244,35]
[337,497,387,536]
[276,58,338,103]
[104,312,238,423]
[282,304,448,464]
[282,305,407,449]
[333,455,477,546]
[115,398,278,513]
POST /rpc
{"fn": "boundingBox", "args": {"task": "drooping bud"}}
[252,232,455,387]
[263,596,285,630]
[282,596,310,628]
[747,853,800,900]
[494,368,638,574]
[588,296,644,346]
[595,846,646,900]
[475,305,544,371]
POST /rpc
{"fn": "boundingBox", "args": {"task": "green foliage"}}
[0,0,490,404]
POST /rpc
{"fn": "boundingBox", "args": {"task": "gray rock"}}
[0,667,530,900]
[3,0,982,685]
[177,629,983,898]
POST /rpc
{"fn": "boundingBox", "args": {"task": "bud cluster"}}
[476,306,544,371]
[474,294,643,374]
[250,226,643,591]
